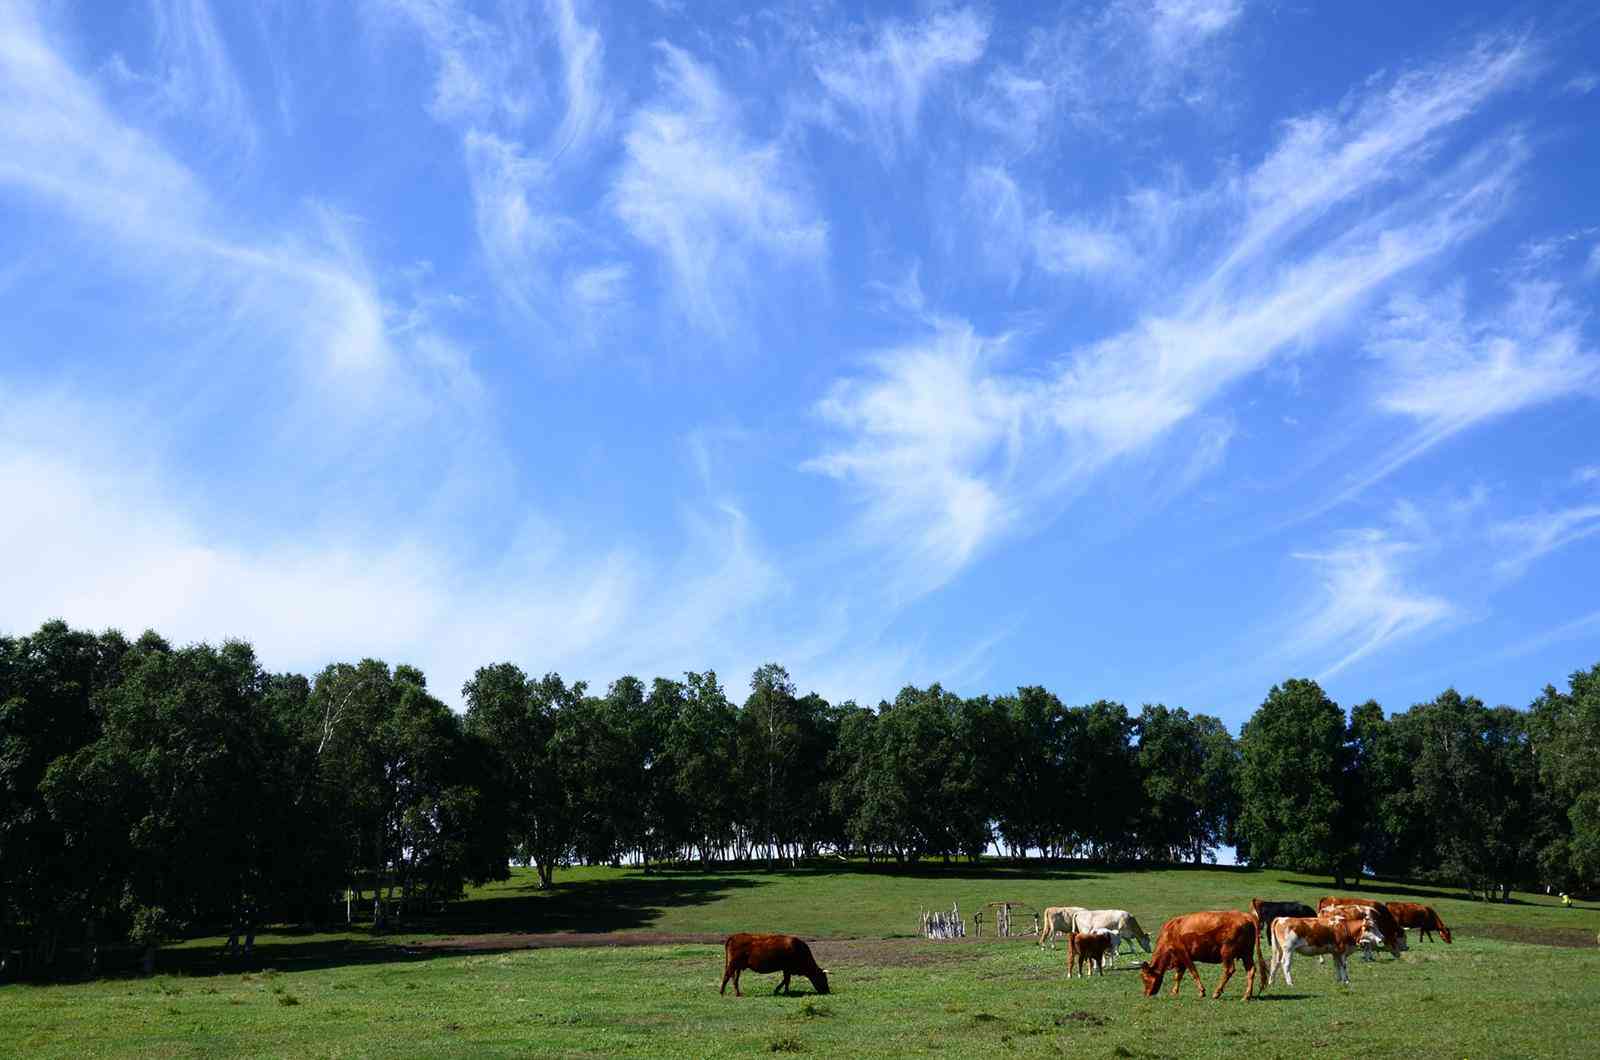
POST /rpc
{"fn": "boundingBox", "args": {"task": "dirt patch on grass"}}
[1469,924,1598,949]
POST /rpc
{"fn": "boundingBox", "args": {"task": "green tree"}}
[1531,663,1600,887]
[41,636,290,966]
[662,670,739,865]
[1073,700,1141,860]
[0,621,129,973]
[738,664,803,865]
[1238,678,1360,885]
[463,665,577,888]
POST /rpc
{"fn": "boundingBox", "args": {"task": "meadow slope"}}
[3,864,1596,1058]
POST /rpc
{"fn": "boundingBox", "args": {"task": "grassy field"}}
[3,863,1598,1058]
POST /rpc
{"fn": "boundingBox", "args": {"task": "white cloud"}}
[1147,0,1245,59]
[813,36,1533,594]
[380,0,619,336]
[806,320,1025,597]
[1563,71,1599,96]
[145,0,257,155]
[971,0,1247,143]
[613,43,826,336]
[1291,529,1454,680]
[1491,503,1600,578]
[963,164,1135,286]
[813,7,988,161]
[1367,280,1598,464]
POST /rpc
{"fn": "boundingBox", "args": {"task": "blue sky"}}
[2,1,1597,729]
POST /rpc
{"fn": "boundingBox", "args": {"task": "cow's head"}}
[1357,910,1386,951]
[1139,961,1162,996]
[809,968,831,995]
[1123,914,1153,952]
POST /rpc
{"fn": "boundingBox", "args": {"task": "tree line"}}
[2,618,1596,976]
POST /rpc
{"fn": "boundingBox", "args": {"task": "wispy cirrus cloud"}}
[813,7,989,161]
[813,36,1534,595]
[972,0,1247,148]
[1290,528,1454,680]
[379,0,626,339]
[1352,279,1599,494]
[963,164,1135,285]
[613,43,826,337]
[1491,501,1600,578]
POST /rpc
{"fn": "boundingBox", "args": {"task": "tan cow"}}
[1038,906,1086,948]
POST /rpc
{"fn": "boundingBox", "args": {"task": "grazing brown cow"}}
[1317,897,1406,959]
[719,933,830,997]
[1067,929,1117,978]
[1386,902,1452,943]
[1139,911,1260,1000]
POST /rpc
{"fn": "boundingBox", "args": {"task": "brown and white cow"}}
[1269,910,1384,987]
[1139,910,1260,1000]
[1386,902,1452,944]
[1318,897,1406,959]
[720,934,830,997]
[1067,929,1117,978]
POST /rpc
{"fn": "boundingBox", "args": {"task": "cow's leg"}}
[732,968,743,997]
[1335,952,1349,986]
[1214,958,1235,1000]
[1281,950,1294,987]
[776,971,791,995]
[1184,956,1206,998]
[720,964,732,995]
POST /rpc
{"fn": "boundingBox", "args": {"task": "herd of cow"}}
[718,897,1453,1000]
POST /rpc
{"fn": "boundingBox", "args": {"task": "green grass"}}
[4,863,1598,1058]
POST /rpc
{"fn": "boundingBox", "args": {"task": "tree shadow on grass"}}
[125,873,767,980]
[1270,874,1531,906]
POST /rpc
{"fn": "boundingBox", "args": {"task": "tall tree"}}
[1238,679,1360,885]
[463,665,578,888]
[739,664,802,864]
[1531,663,1600,888]
[41,636,290,964]
[0,621,129,972]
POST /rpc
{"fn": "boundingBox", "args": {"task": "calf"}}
[1139,910,1260,1000]
[1270,911,1384,987]
[1067,929,1117,978]
[1386,902,1452,944]
[1318,897,1406,959]
[720,934,830,997]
